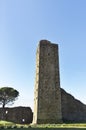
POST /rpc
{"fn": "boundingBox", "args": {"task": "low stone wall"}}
[0,107,33,124]
[61,88,86,122]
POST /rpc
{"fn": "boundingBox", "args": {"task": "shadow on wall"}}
[0,107,33,124]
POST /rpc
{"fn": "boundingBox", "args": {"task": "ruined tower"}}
[33,40,62,124]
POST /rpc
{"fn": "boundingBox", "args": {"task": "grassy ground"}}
[0,127,85,130]
[32,123,86,128]
[0,121,86,129]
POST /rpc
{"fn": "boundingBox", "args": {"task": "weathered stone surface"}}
[33,39,86,124]
[61,88,86,122]
[33,40,62,124]
[0,107,33,124]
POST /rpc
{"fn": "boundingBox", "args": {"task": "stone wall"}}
[0,107,33,124]
[33,39,86,124]
[33,40,62,124]
[61,88,86,122]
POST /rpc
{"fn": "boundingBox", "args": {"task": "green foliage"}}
[0,87,19,108]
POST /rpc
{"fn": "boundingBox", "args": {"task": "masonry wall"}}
[33,40,62,124]
[0,107,33,124]
[61,88,86,122]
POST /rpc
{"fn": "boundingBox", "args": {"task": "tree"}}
[0,87,19,108]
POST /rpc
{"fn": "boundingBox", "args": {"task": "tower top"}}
[39,40,58,47]
[39,40,51,44]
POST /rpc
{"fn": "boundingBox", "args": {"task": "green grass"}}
[0,121,86,129]
[0,120,30,128]
[32,123,86,127]
[0,128,86,130]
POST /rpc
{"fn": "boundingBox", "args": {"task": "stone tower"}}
[33,40,62,124]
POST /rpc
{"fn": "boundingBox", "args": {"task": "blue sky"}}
[0,0,86,110]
